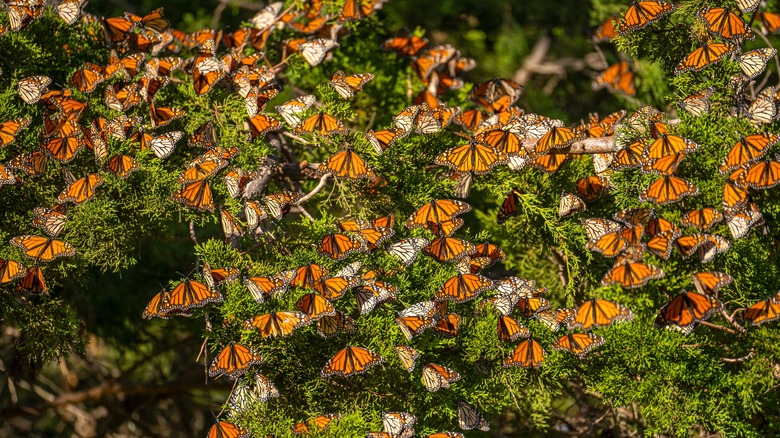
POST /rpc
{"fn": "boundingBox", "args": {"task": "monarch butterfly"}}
[558,191,587,218]
[32,207,67,238]
[382,35,429,56]
[406,199,471,229]
[244,311,312,338]
[192,41,227,95]
[645,134,698,160]
[124,7,169,33]
[457,399,490,431]
[187,121,218,149]
[470,78,523,113]
[575,175,609,202]
[413,106,443,134]
[496,187,527,224]
[248,2,282,30]
[290,263,328,288]
[678,87,715,117]
[394,345,419,372]
[692,271,732,297]
[536,308,576,331]
[310,274,359,300]
[593,61,635,96]
[676,233,731,263]
[675,43,735,75]
[55,173,102,205]
[13,263,47,294]
[726,201,763,239]
[207,419,249,438]
[299,38,339,66]
[202,264,239,288]
[149,131,184,159]
[353,226,395,252]
[41,135,85,164]
[56,0,87,25]
[315,310,356,338]
[698,7,754,41]
[339,0,384,21]
[0,258,26,284]
[722,173,749,214]
[387,237,429,266]
[611,139,649,170]
[244,272,291,305]
[292,413,343,435]
[498,315,530,342]
[434,141,507,175]
[503,337,545,368]
[428,433,465,438]
[162,277,221,313]
[178,158,227,184]
[355,280,397,314]
[149,104,185,128]
[317,233,363,261]
[141,289,174,319]
[319,148,373,179]
[229,373,279,410]
[581,217,623,241]
[380,411,416,437]
[329,70,374,99]
[105,82,143,111]
[757,12,780,34]
[617,1,674,34]
[746,87,778,125]
[593,16,618,42]
[435,273,493,303]
[655,290,723,335]
[680,208,723,231]
[471,242,506,266]
[640,175,699,205]
[321,345,383,377]
[647,229,679,260]
[0,163,16,187]
[17,75,50,104]
[514,295,550,318]
[570,298,634,330]
[421,363,461,392]
[105,51,145,79]
[531,152,570,174]
[423,236,476,263]
[68,63,104,94]
[433,313,461,337]
[0,118,30,148]
[208,342,263,380]
[586,227,629,258]
[293,112,348,136]
[294,293,336,320]
[601,254,664,289]
[737,48,777,80]
[364,127,403,154]
[396,313,435,340]
[172,180,214,212]
[552,333,605,357]
[534,126,580,154]
[743,293,780,326]
[745,159,780,189]
[720,134,778,174]
[275,95,316,126]
[454,108,486,132]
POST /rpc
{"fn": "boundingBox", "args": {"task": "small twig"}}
[210,0,230,29]
[281,131,319,145]
[752,30,780,88]
[699,320,737,335]
[296,174,331,205]
[721,351,754,363]
[720,309,747,334]
[549,249,569,288]
[189,221,198,245]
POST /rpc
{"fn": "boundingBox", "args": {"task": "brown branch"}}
[720,309,747,334]
[296,174,331,205]
[721,351,754,363]
[699,320,737,335]
[242,157,278,199]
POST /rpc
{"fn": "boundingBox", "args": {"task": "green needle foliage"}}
[0,0,779,437]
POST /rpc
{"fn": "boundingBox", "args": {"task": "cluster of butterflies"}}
[592,1,780,104]
[146,198,655,436]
